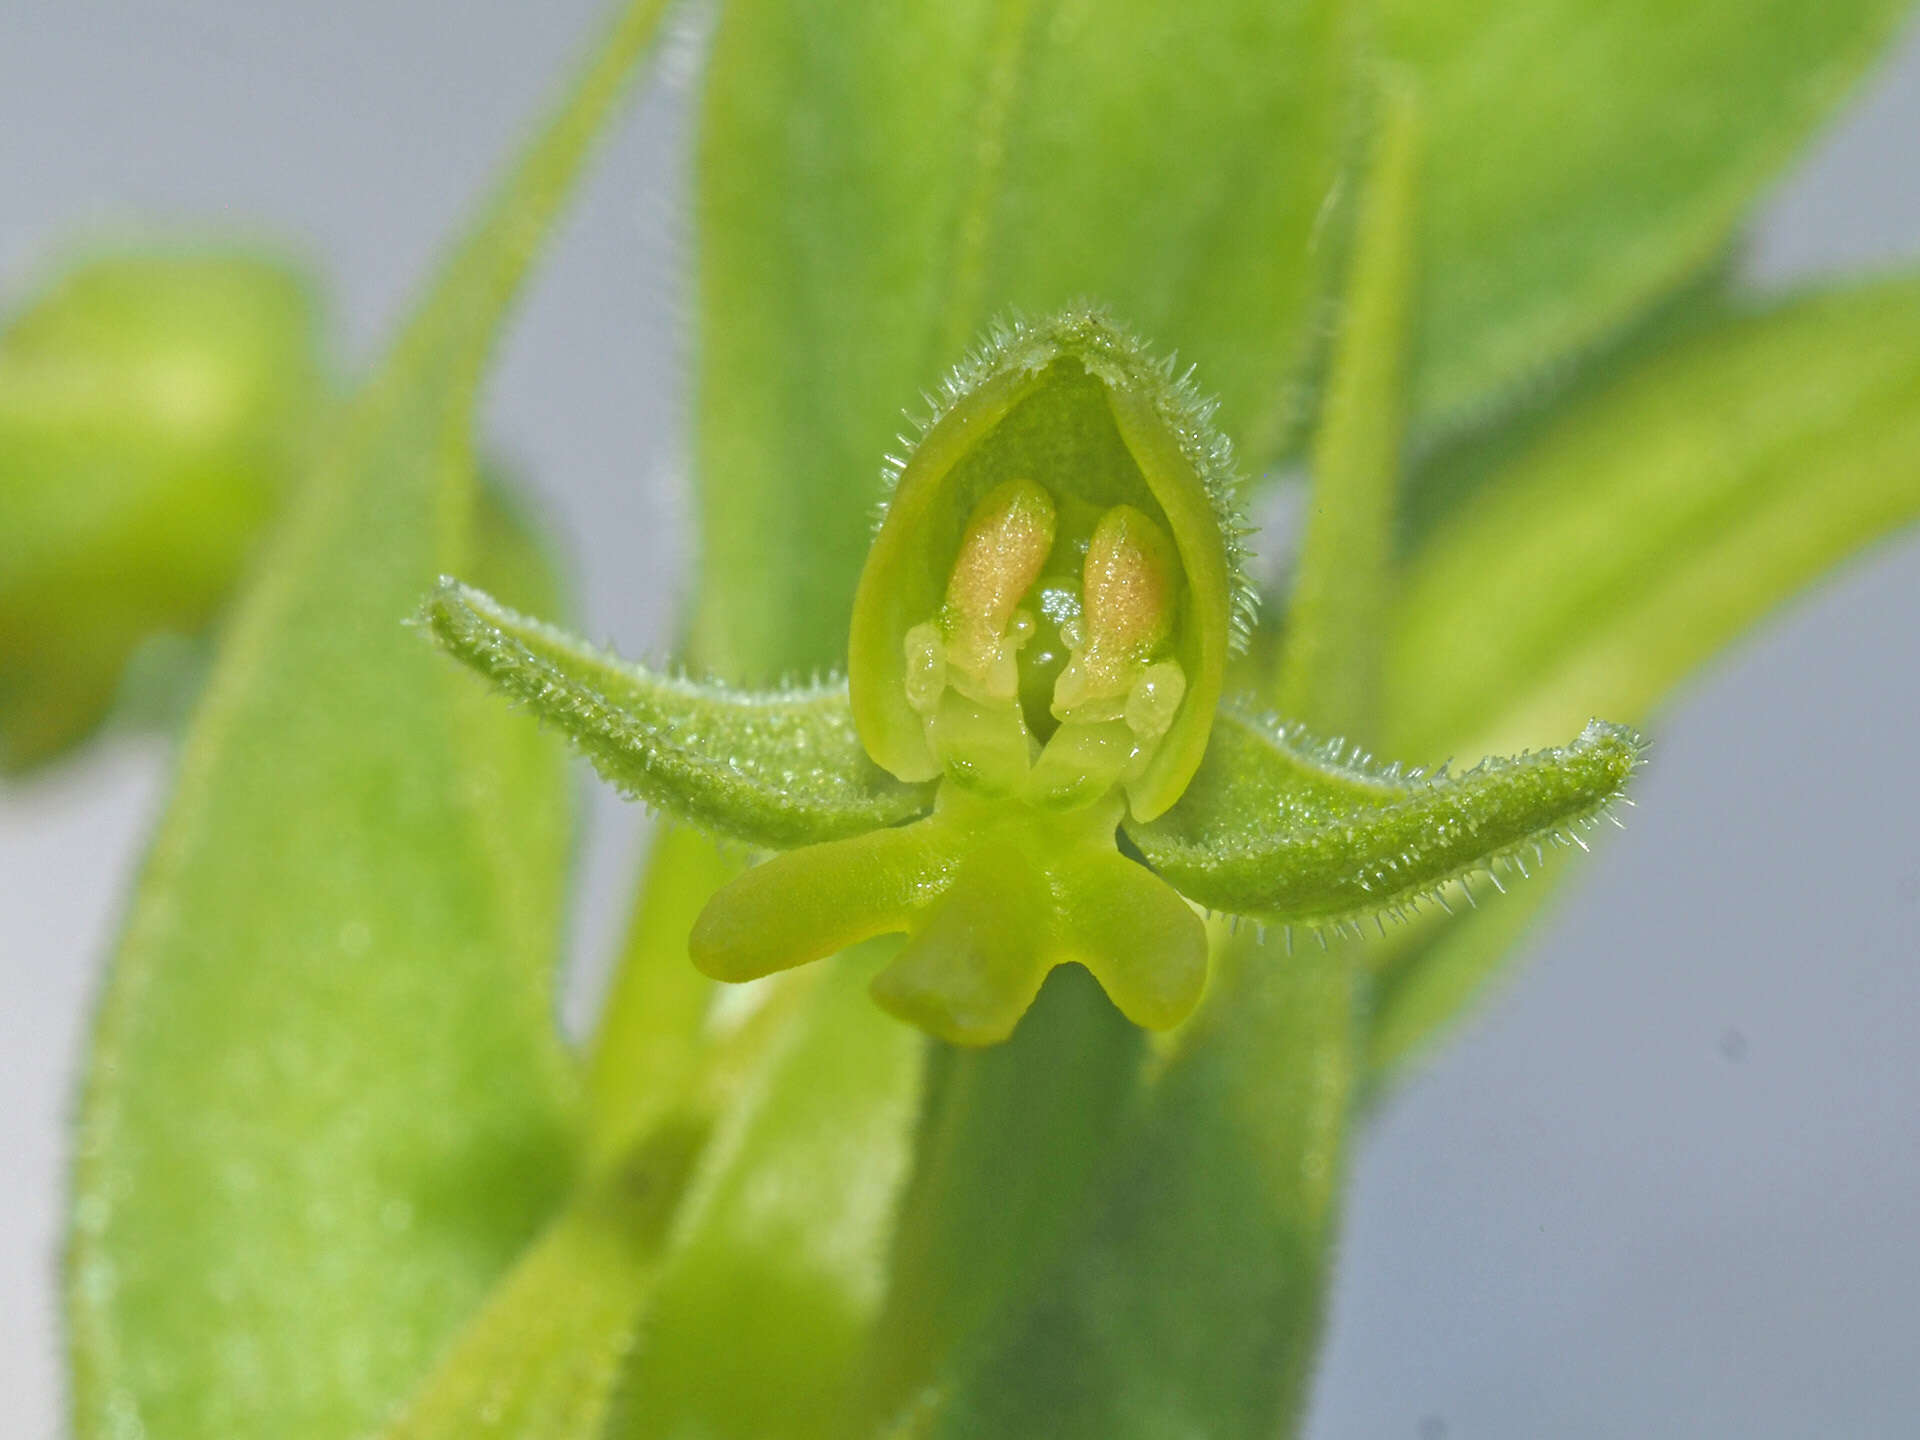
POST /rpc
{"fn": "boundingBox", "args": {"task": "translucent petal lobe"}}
[868,854,1054,1047]
[1052,848,1208,1032]
[847,309,1247,820]
[687,821,963,983]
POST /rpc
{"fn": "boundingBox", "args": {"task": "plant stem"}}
[855,965,1145,1434]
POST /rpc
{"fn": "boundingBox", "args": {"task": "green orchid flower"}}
[63,2,1920,1431]
[424,308,1641,1045]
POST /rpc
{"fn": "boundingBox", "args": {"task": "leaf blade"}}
[853,965,1145,1439]
[1273,73,1420,741]
[1392,0,1914,428]
[605,948,924,1440]
[374,1123,705,1440]
[901,937,1358,1439]
[1365,877,1560,1082]
[582,826,734,1176]
[65,4,673,1436]
[1371,271,1920,1078]
[1388,273,1920,764]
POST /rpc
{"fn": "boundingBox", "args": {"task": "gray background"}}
[3,5,1918,1436]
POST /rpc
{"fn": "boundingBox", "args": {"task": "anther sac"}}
[423,308,1641,1044]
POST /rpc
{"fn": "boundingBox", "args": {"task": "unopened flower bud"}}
[0,253,319,770]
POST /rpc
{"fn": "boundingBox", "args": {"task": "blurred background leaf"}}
[1387,0,1917,431]
[1373,269,1920,1077]
[64,2,671,1434]
[1389,270,1920,762]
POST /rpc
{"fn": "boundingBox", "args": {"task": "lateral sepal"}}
[422,580,934,849]
[1127,707,1644,928]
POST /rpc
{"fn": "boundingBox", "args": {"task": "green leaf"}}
[1390,0,1914,428]
[423,579,935,849]
[690,0,1359,679]
[65,3,672,1436]
[0,252,320,770]
[582,825,734,1176]
[1387,272,1920,765]
[1127,707,1643,928]
[606,947,924,1440]
[1369,271,1920,1076]
[1395,257,1741,547]
[1273,73,1419,741]
[374,1122,706,1440]
[1365,876,1560,1082]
